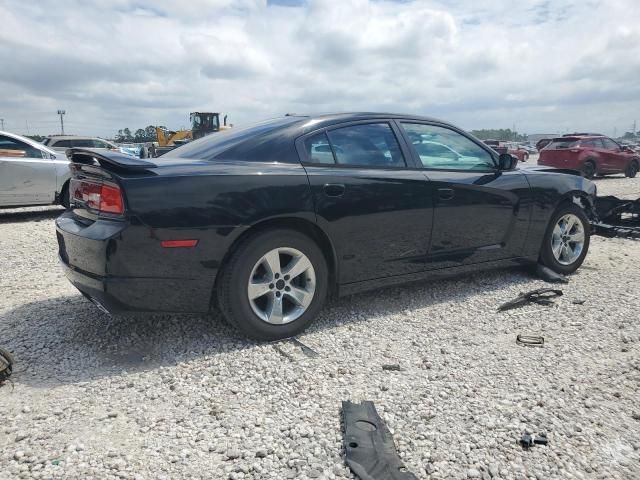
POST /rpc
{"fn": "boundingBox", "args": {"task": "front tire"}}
[217,229,328,340]
[539,203,590,275]
[625,159,639,178]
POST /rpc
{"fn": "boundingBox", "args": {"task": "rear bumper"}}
[56,210,214,314]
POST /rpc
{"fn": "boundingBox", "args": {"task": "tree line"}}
[114,125,166,143]
[470,129,527,142]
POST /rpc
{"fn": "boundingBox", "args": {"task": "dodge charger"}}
[56,113,595,340]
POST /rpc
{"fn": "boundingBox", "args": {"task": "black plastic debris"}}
[381,364,402,371]
[520,432,548,449]
[535,264,569,284]
[342,400,418,480]
[516,335,544,347]
[498,288,563,312]
[0,347,14,385]
[572,299,586,305]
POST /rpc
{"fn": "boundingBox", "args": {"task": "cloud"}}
[0,0,639,137]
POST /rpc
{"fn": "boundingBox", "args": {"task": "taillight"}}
[70,179,124,215]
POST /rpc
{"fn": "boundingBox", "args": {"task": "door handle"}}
[437,188,455,201]
[323,183,345,197]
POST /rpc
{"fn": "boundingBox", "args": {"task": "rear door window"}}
[325,123,405,168]
[304,132,335,164]
[0,135,43,158]
[52,140,73,148]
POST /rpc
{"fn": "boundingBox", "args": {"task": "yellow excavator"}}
[152,112,229,157]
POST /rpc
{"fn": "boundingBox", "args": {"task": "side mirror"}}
[621,145,630,152]
[498,153,517,170]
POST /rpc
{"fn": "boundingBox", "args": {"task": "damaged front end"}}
[591,195,640,239]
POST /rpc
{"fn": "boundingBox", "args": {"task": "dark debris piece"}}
[516,335,544,347]
[381,364,402,371]
[498,288,563,312]
[535,264,569,284]
[520,432,548,449]
[342,400,418,480]
[0,347,14,385]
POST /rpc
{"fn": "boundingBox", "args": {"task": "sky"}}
[1,0,639,138]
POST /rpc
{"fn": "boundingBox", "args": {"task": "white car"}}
[0,131,71,208]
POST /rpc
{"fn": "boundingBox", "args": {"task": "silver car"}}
[0,131,71,208]
[43,135,120,154]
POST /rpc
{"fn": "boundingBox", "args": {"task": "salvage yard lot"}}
[1,175,639,480]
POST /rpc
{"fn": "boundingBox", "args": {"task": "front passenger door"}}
[396,122,531,268]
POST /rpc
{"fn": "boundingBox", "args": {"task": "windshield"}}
[165,116,303,159]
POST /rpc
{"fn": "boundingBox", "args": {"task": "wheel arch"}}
[555,190,596,220]
[214,216,339,300]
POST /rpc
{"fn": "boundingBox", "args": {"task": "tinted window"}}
[601,138,619,150]
[166,116,303,160]
[74,139,94,148]
[0,135,43,158]
[304,132,335,164]
[52,140,73,148]
[401,123,494,170]
[326,123,405,167]
[546,139,580,149]
[91,140,112,148]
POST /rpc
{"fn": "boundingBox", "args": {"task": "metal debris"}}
[498,288,563,312]
[592,195,640,239]
[516,335,544,347]
[342,400,418,480]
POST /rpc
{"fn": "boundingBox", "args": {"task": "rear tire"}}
[582,160,596,179]
[217,229,328,341]
[625,159,639,178]
[539,203,590,275]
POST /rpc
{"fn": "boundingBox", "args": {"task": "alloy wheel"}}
[247,247,316,325]
[551,213,585,265]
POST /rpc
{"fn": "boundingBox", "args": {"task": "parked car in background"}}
[0,130,71,208]
[56,113,595,340]
[43,136,122,154]
[118,143,149,158]
[504,142,530,162]
[483,140,528,161]
[539,134,640,179]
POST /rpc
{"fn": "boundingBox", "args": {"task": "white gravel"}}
[1,176,640,480]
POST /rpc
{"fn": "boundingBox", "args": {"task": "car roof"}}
[0,130,57,155]
[46,135,110,140]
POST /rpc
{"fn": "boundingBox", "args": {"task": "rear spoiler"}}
[66,148,156,171]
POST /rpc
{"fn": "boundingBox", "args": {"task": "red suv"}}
[539,134,640,179]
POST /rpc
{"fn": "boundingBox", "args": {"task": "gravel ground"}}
[1,174,639,480]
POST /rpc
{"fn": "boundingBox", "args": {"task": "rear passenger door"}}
[297,121,434,284]
[396,122,531,268]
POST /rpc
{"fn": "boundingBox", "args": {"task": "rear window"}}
[545,139,580,150]
[165,116,303,160]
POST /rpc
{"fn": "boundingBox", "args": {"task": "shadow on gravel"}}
[0,267,536,388]
[0,207,64,224]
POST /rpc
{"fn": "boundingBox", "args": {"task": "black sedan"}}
[56,113,595,340]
